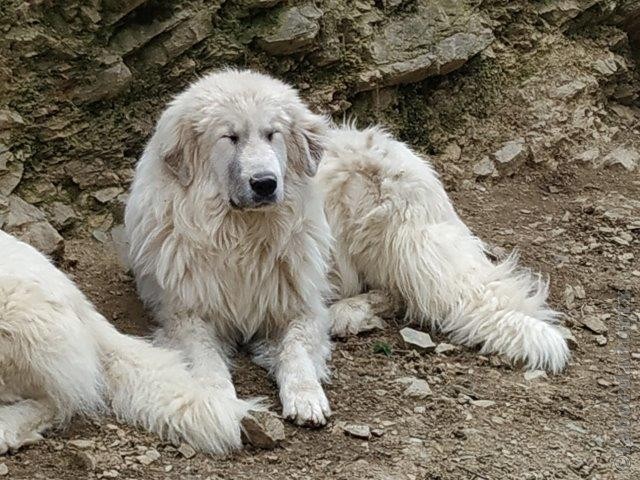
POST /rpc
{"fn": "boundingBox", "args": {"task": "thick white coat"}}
[0,230,257,454]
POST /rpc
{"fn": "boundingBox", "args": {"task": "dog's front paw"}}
[0,428,43,455]
[280,383,331,427]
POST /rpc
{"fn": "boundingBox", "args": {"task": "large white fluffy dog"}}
[0,230,256,454]
[125,69,569,450]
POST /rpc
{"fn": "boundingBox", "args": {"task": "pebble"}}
[631,353,640,360]
[241,411,286,449]
[343,424,371,439]
[435,343,457,355]
[595,335,607,346]
[0,464,7,476]
[470,400,496,408]
[137,448,160,466]
[371,428,385,437]
[68,439,96,449]
[396,376,432,398]
[524,370,547,381]
[99,470,119,479]
[580,315,608,334]
[177,442,196,459]
[399,327,435,351]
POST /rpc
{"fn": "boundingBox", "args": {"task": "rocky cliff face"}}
[0,0,638,255]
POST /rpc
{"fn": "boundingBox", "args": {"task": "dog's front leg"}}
[155,312,236,398]
[271,313,332,427]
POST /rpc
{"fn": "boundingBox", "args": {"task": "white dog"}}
[0,230,257,454]
[125,70,334,437]
[321,126,569,373]
[125,68,569,449]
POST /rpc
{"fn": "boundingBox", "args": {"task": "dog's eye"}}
[266,131,278,142]
[223,134,239,144]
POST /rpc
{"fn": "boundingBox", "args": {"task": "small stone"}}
[595,335,607,346]
[73,451,97,471]
[557,326,578,349]
[493,138,529,173]
[470,399,495,408]
[68,439,96,449]
[435,343,457,355]
[413,406,426,414]
[524,370,547,381]
[343,424,371,439]
[177,443,196,459]
[631,353,640,360]
[396,376,432,398]
[241,411,285,449]
[597,378,611,387]
[473,157,497,177]
[575,148,600,164]
[399,327,435,351]
[99,470,119,479]
[371,428,385,437]
[137,448,160,465]
[603,147,639,172]
[580,315,608,334]
[92,187,124,204]
[0,464,7,476]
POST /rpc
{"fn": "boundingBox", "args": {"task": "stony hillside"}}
[1,0,638,255]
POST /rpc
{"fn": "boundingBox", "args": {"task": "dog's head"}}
[151,69,328,210]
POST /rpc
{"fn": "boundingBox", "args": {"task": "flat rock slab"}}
[580,315,608,334]
[400,327,436,351]
[343,424,371,440]
[524,370,548,381]
[396,376,432,398]
[242,411,286,449]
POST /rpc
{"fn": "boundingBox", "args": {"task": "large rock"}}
[0,147,23,197]
[70,58,132,104]
[360,1,494,89]
[133,11,214,69]
[0,196,63,255]
[257,4,323,55]
[241,411,285,449]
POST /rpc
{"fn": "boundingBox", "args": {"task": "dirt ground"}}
[2,158,638,480]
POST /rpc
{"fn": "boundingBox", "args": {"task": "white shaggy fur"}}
[320,126,570,373]
[125,70,333,427]
[0,230,258,454]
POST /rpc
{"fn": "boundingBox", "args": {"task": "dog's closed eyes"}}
[153,73,327,210]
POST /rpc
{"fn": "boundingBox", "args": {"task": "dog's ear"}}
[157,109,198,188]
[288,109,329,177]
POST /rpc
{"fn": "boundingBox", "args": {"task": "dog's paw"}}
[280,383,331,427]
[329,298,386,338]
[0,428,44,455]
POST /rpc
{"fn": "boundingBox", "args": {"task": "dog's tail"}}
[90,317,259,454]
[383,221,570,373]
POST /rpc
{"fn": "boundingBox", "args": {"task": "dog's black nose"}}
[250,173,278,197]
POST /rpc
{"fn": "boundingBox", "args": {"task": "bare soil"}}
[2,160,638,480]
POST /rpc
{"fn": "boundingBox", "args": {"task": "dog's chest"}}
[181,232,314,335]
